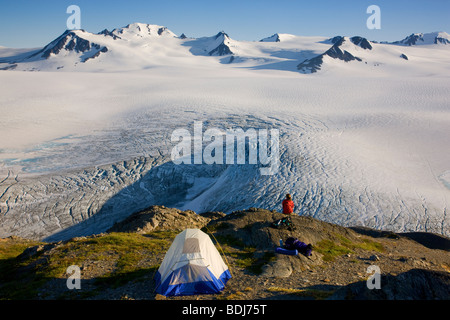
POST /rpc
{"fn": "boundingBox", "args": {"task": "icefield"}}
[0,24,449,240]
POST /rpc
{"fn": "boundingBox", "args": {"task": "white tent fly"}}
[154,228,232,296]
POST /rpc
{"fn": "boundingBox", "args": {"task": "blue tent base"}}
[155,269,232,297]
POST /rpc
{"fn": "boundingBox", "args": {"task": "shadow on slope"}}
[41,114,285,242]
[350,227,450,251]
[43,160,231,242]
[244,50,318,72]
[329,269,450,300]
[399,232,450,251]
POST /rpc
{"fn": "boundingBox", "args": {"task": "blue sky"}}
[1,0,450,48]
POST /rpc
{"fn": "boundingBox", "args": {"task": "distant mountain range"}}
[390,31,450,46]
[0,23,449,73]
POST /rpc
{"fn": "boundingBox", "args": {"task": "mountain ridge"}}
[391,31,450,46]
[1,23,448,73]
[1,206,449,300]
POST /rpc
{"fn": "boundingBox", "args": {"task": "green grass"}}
[232,247,276,275]
[0,238,45,299]
[315,240,353,262]
[0,238,42,260]
[314,235,384,262]
[0,231,178,299]
[336,235,384,252]
[355,238,385,252]
[213,234,276,275]
[40,232,175,280]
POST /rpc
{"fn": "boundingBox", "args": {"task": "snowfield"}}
[0,24,449,240]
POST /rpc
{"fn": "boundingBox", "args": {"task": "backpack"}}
[271,216,295,231]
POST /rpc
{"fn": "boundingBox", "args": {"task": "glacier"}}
[0,24,449,241]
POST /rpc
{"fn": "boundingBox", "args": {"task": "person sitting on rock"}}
[277,193,295,230]
[282,194,294,215]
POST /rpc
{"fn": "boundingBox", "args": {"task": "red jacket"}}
[282,199,294,214]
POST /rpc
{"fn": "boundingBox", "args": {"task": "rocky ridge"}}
[0,206,449,300]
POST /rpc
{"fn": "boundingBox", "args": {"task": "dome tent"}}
[154,228,231,296]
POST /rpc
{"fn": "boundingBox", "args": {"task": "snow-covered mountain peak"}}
[260,33,281,42]
[204,31,233,56]
[297,35,374,74]
[435,31,450,42]
[24,29,108,62]
[214,31,230,40]
[349,36,373,50]
[393,31,450,46]
[325,36,372,50]
[259,33,298,42]
[111,23,177,39]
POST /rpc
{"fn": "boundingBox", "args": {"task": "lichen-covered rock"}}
[107,205,211,234]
